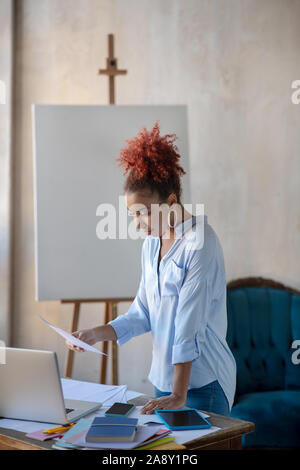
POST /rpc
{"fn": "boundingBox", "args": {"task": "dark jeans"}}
[154,380,230,416]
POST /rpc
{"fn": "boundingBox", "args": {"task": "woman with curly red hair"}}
[66,121,236,417]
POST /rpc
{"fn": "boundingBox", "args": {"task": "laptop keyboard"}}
[65,408,74,414]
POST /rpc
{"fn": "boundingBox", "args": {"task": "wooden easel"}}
[63,34,131,385]
[98,33,127,104]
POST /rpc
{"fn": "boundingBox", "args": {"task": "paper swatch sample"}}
[25,429,64,441]
[38,314,108,356]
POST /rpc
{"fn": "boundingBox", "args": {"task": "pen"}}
[43,423,75,434]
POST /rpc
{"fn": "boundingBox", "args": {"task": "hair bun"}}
[117,120,186,183]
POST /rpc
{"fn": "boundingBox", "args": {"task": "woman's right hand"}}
[65,327,98,352]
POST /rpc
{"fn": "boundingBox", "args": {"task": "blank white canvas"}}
[32,105,190,301]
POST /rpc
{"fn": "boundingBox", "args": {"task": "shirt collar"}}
[174,214,207,237]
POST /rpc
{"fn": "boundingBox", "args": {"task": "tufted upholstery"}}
[226,278,300,447]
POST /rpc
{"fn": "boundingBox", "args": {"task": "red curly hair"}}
[117,120,186,202]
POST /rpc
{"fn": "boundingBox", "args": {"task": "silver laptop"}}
[0,347,102,424]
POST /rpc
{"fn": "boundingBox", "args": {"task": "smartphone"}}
[154,408,212,430]
[104,402,136,417]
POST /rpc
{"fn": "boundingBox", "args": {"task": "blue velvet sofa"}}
[226,277,300,448]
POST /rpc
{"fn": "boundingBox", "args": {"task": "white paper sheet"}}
[38,314,108,355]
[0,417,54,434]
[61,378,141,405]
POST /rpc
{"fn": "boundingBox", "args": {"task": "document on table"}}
[38,314,108,355]
[61,379,130,406]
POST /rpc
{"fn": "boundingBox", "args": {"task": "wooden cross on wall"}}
[98,34,127,104]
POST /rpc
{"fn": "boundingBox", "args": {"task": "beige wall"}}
[0,0,14,345]
[7,0,300,394]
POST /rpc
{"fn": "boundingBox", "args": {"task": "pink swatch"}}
[25,429,63,441]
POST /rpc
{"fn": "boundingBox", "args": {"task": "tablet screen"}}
[156,409,208,427]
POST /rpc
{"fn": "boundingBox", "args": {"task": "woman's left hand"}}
[140,393,186,414]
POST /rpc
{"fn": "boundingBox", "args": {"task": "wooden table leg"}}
[229,436,242,449]
[64,301,80,378]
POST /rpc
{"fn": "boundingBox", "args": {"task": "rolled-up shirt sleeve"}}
[171,241,215,365]
[108,240,151,346]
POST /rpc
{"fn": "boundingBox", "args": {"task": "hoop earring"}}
[167,210,177,228]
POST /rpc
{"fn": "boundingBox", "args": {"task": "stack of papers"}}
[53,417,168,450]
[52,405,221,450]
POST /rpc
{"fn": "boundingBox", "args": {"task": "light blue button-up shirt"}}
[108,214,237,409]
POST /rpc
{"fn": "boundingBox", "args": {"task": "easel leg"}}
[100,301,119,385]
[100,302,110,383]
[111,302,118,385]
[64,301,80,378]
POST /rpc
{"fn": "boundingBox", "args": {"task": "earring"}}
[167,210,177,228]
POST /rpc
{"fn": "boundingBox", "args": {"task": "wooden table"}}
[0,393,254,450]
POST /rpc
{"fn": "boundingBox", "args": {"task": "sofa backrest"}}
[226,277,300,401]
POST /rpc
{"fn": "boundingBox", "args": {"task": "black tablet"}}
[154,408,212,430]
